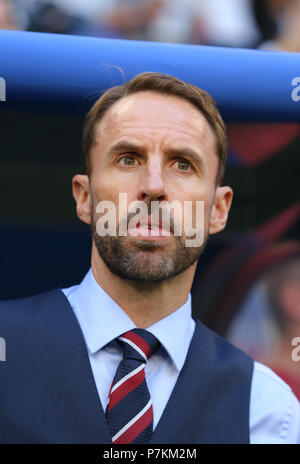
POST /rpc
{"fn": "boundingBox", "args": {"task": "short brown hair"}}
[82,72,227,185]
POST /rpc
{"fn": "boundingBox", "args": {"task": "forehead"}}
[94,91,216,149]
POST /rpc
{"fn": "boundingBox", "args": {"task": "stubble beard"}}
[91,211,209,283]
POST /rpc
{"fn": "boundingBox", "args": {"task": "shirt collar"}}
[72,268,194,372]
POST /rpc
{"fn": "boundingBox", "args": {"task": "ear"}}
[72,174,92,225]
[209,186,233,235]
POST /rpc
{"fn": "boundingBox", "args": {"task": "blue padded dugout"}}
[0,30,299,120]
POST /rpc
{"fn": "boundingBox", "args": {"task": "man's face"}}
[74,91,232,282]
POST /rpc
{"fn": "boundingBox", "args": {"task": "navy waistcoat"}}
[0,289,253,444]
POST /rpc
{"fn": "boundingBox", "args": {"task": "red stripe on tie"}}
[107,368,145,412]
[113,404,153,444]
[122,331,152,358]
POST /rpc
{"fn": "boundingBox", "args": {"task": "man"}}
[0,72,299,444]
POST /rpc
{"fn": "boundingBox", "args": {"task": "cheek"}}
[193,190,215,234]
[94,168,139,195]
[90,182,137,226]
[90,174,118,202]
[168,176,215,222]
[179,183,214,213]
[170,195,212,239]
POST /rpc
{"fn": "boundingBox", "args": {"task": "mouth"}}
[128,216,172,240]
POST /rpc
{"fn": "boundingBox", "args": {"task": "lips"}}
[136,216,162,229]
[129,216,172,238]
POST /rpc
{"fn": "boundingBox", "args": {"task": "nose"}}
[137,156,167,202]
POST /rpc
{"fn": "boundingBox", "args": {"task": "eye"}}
[118,155,138,166]
[174,159,192,171]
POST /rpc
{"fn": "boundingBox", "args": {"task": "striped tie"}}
[105,328,161,444]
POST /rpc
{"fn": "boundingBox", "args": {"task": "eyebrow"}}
[106,140,205,171]
[106,141,146,158]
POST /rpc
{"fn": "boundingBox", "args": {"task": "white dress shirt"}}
[62,268,300,444]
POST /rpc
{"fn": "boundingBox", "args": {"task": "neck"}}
[91,247,196,329]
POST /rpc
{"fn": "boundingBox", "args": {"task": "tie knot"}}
[118,328,160,363]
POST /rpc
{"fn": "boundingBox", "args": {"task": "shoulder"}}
[0,289,67,333]
[0,289,80,361]
[250,361,300,444]
[0,289,62,312]
[193,318,253,364]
